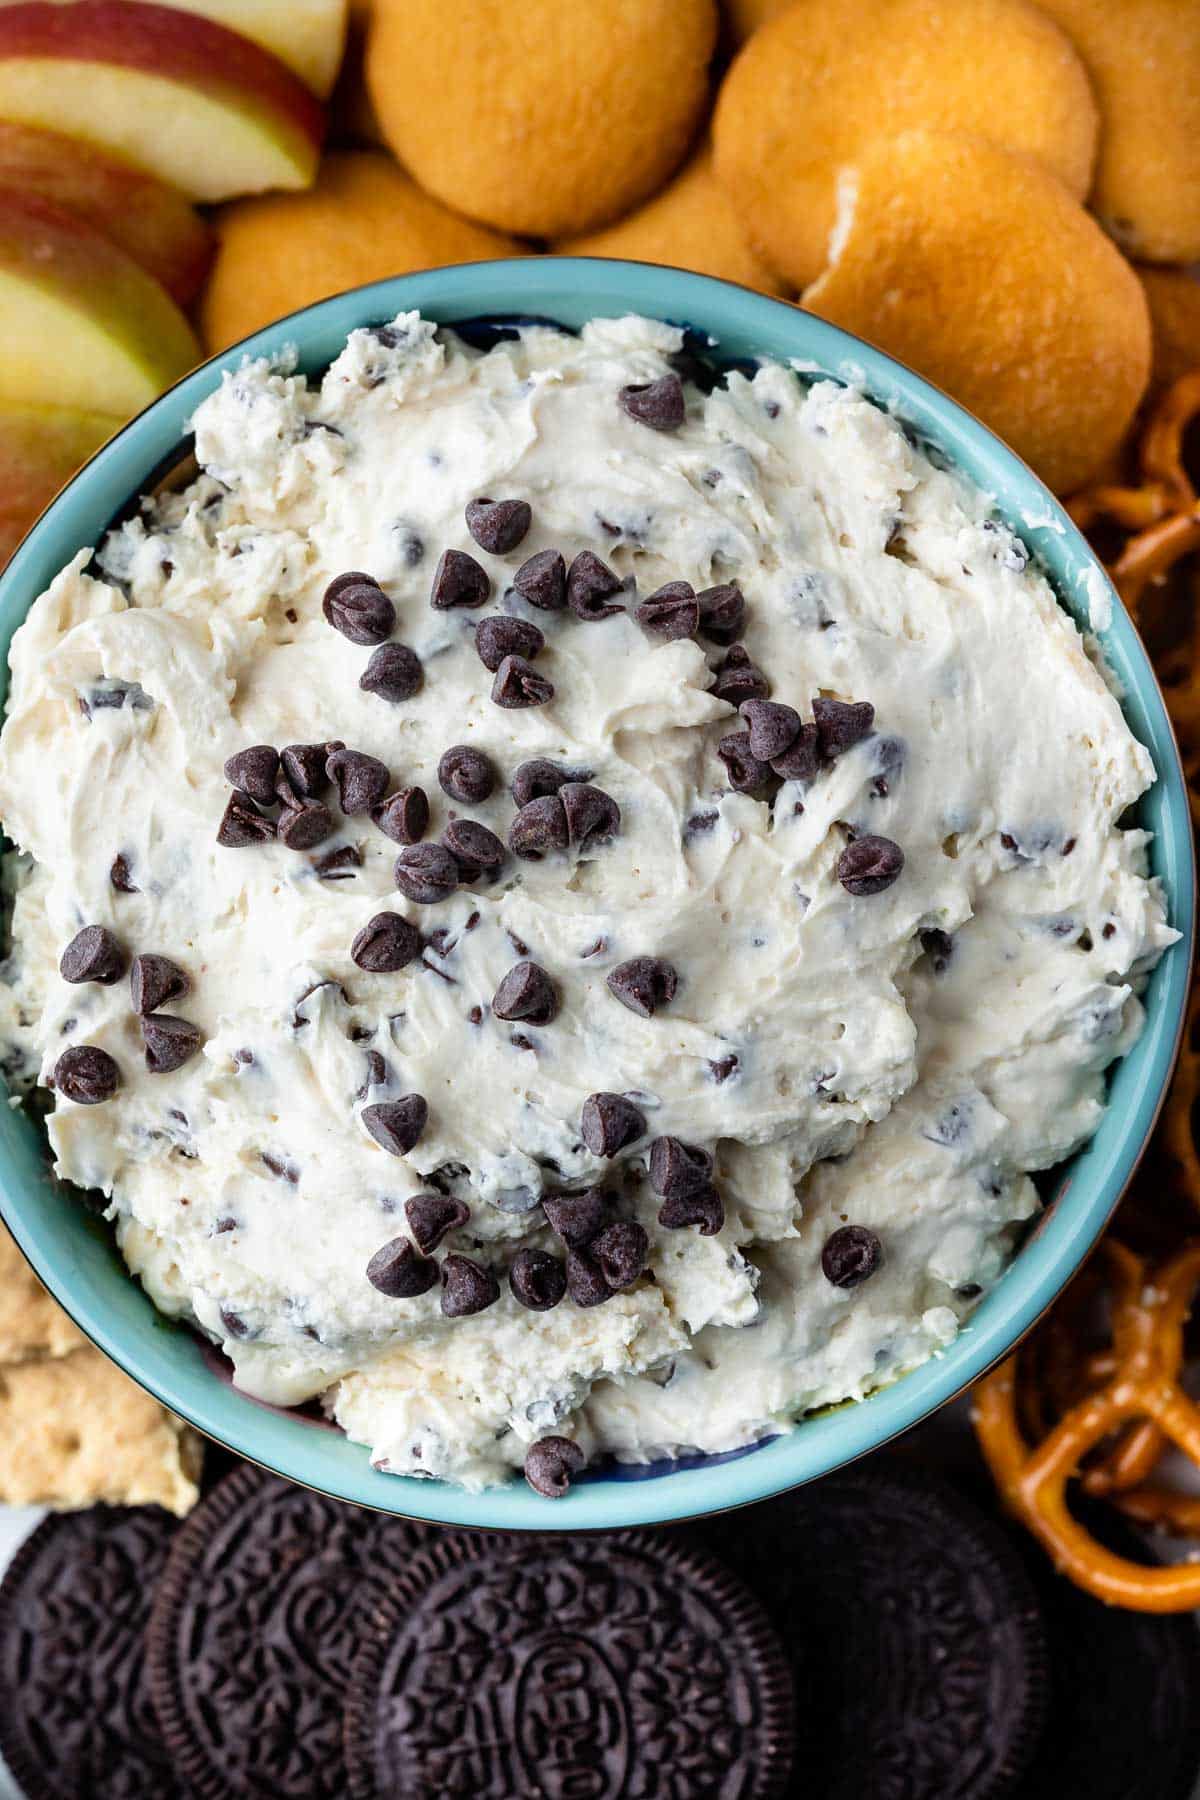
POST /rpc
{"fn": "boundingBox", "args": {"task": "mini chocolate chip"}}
[566,551,624,621]
[814,697,875,759]
[361,1094,428,1155]
[360,643,423,703]
[54,1045,120,1104]
[821,1223,882,1287]
[565,1247,611,1307]
[607,956,677,1017]
[142,1014,203,1074]
[513,547,567,611]
[365,1236,438,1298]
[741,699,802,761]
[658,1184,724,1235]
[438,744,496,804]
[278,801,336,849]
[492,960,559,1025]
[351,912,423,972]
[649,1136,713,1198]
[443,818,506,881]
[441,1253,500,1317]
[130,954,188,1015]
[837,834,904,896]
[217,792,276,847]
[543,1188,608,1247]
[508,794,569,860]
[394,843,459,904]
[920,927,953,973]
[60,926,125,986]
[697,583,746,644]
[717,731,772,794]
[618,373,685,431]
[374,786,430,844]
[223,745,279,804]
[581,1092,645,1157]
[475,614,544,672]
[109,855,138,893]
[711,657,768,706]
[431,548,490,610]
[560,783,620,849]
[771,722,820,781]
[281,742,337,798]
[465,497,532,555]
[511,759,579,808]
[635,581,698,640]
[524,1435,585,1498]
[709,1053,739,1083]
[593,1220,649,1290]
[326,748,389,815]
[492,654,554,708]
[219,1308,251,1339]
[405,1192,470,1254]
[323,570,395,644]
[509,1248,566,1311]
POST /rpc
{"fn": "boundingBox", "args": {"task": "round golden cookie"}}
[1138,267,1200,391]
[803,130,1151,495]
[364,0,718,238]
[713,0,1098,290]
[199,152,522,353]
[1035,0,1200,264]
[557,147,788,297]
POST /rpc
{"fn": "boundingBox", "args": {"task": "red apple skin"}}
[0,2,325,148]
[0,120,211,305]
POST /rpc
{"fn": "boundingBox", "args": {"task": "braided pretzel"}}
[973,1240,1200,1611]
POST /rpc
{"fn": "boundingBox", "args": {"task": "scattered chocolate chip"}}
[109,855,138,893]
[593,1220,649,1290]
[649,1135,713,1198]
[475,614,544,672]
[509,794,569,860]
[405,1192,469,1254]
[607,956,677,1017]
[684,809,719,843]
[509,1248,567,1311]
[821,1224,882,1288]
[920,927,953,973]
[365,1236,438,1298]
[618,373,685,431]
[326,748,389,815]
[322,570,395,644]
[814,697,875,760]
[53,1045,120,1104]
[279,800,337,850]
[741,699,801,761]
[717,731,772,794]
[465,497,532,555]
[560,782,620,849]
[351,913,423,972]
[492,654,554,708]
[361,1094,428,1155]
[443,818,506,882]
[360,643,422,703]
[217,791,276,847]
[697,583,746,644]
[142,1014,203,1074]
[524,1434,585,1498]
[60,926,125,986]
[771,722,821,781]
[566,551,624,621]
[312,843,362,879]
[565,1247,611,1307]
[709,1053,740,1083]
[492,960,559,1025]
[280,742,336,799]
[658,1184,724,1235]
[441,1253,500,1317]
[635,581,699,640]
[130,954,188,1015]
[581,1092,645,1158]
[837,834,905,896]
[437,744,496,805]
[510,1031,534,1052]
[543,1188,607,1247]
[711,652,768,706]
[373,786,430,845]
[220,1308,251,1339]
[223,745,279,805]
[513,547,567,611]
[394,843,459,904]
[511,759,578,808]
[431,548,490,610]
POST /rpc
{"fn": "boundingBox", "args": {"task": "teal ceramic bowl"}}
[0,260,1191,1528]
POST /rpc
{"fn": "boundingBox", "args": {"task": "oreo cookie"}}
[703,1462,1048,1800]
[0,1505,182,1800]
[147,1464,427,1800]
[345,1529,794,1798]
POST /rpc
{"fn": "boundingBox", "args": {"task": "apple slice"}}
[0,119,211,304]
[145,0,348,97]
[0,403,119,566]
[0,1,324,201]
[0,189,198,416]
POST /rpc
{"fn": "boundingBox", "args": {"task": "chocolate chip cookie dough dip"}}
[0,312,1175,1495]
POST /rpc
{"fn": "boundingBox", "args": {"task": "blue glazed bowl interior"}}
[0,261,1191,1529]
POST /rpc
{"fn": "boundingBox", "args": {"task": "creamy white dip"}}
[0,313,1175,1490]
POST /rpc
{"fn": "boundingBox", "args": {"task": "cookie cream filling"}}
[0,313,1175,1491]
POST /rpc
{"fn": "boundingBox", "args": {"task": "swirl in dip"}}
[0,314,1175,1492]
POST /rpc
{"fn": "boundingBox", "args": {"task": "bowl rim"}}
[0,256,1192,1529]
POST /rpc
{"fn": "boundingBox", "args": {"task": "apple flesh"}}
[0,1,324,201]
[0,403,119,566]
[0,119,211,304]
[142,0,347,96]
[0,188,198,416]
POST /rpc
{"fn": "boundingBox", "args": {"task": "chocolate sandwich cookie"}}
[704,1462,1047,1800]
[147,1464,428,1800]
[0,1506,182,1800]
[344,1529,794,1799]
